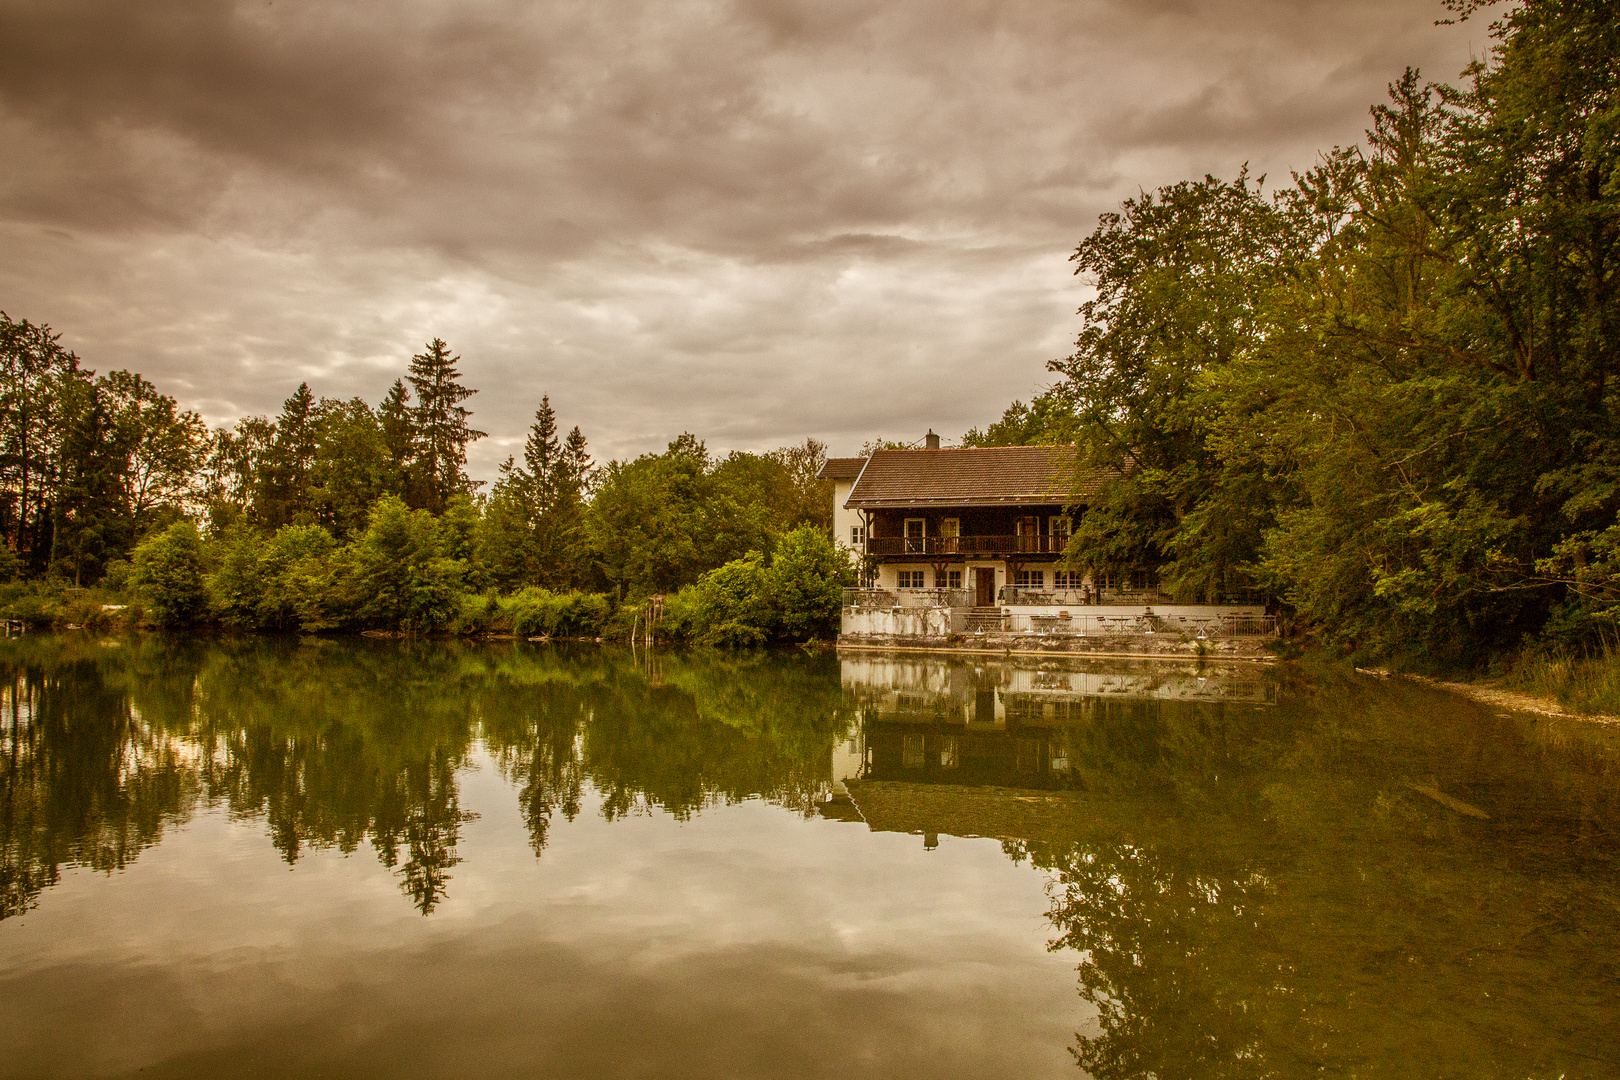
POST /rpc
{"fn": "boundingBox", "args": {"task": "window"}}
[1049,515,1071,548]
[902,734,925,769]
[1054,569,1083,588]
[933,568,963,589]
[940,735,959,770]
[1014,569,1044,588]
[897,570,926,589]
[940,517,960,553]
[850,525,866,547]
[904,517,926,554]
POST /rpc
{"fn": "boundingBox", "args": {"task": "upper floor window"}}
[850,525,866,547]
[1050,515,1071,546]
[904,517,926,553]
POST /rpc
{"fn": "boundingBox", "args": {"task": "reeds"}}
[1511,624,1620,716]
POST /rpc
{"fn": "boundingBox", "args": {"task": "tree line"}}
[0,323,847,640]
[966,0,1620,665]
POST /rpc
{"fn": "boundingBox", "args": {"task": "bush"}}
[508,588,611,638]
[764,524,852,641]
[351,496,467,633]
[659,528,852,647]
[131,521,210,627]
[687,551,771,647]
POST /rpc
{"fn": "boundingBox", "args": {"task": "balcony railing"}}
[865,534,1066,556]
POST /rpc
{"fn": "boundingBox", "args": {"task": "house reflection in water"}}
[824,654,1276,846]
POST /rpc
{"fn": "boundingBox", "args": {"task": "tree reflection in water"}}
[4,638,1620,1075]
[0,635,852,916]
[839,655,1620,1079]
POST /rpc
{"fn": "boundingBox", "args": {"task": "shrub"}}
[764,524,852,641]
[352,496,467,633]
[508,588,611,638]
[131,521,210,627]
[688,551,771,647]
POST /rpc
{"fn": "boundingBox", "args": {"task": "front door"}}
[974,567,996,607]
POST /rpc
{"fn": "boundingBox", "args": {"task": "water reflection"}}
[834,653,1620,1078]
[3,637,1619,1077]
[0,636,852,916]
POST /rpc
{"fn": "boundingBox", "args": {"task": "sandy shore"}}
[1400,674,1620,726]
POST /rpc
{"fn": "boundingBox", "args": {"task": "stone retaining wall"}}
[837,632,1271,658]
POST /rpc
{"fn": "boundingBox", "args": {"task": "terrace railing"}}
[842,588,975,610]
[952,612,1279,638]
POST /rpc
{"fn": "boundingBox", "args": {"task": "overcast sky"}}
[0,0,1490,475]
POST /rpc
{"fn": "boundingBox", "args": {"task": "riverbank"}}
[1397,673,1620,726]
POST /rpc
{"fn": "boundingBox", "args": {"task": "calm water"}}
[2,637,1617,1079]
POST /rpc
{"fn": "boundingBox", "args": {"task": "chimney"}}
[925,429,940,450]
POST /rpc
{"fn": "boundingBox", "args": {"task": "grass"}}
[1508,640,1620,717]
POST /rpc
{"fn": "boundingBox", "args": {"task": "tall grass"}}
[1511,630,1620,716]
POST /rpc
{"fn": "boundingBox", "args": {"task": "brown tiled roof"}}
[844,445,1104,509]
[817,456,868,480]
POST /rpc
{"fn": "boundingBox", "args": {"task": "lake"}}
[1,635,1617,1079]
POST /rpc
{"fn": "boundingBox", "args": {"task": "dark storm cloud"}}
[0,0,1490,466]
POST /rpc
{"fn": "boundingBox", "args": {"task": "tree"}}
[131,521,210,626]
[377,378,416,497]
[962,390,1078,448]
[51,379,129,585]
[0,313,88,573]
[99,370,209,538]
[1049,171,1300,603]
[352,495,467,632]
[406,339,484,514]
[310,397,391,538]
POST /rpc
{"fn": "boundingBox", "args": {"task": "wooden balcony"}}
[864,534,1066,556]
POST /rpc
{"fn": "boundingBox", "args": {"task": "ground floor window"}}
[935,569,962,589]
[1054,569,1083,588]
[897,569,926,588]
[1014,569,1044,587]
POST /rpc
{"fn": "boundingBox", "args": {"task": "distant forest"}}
[3,0,1617,666]
[0,324,846,643]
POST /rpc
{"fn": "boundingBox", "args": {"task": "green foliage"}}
[351,496,467,633]
[131,521,210,626]
[686,552,772,647]
[1021,1,1620,663]
[961,390,1078,448]
[661,525,853,647]
[407,339,485,514]
[506,588,611,638]
[765,524,854,641]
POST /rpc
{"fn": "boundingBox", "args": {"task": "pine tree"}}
[523,396,560,510]
[406,340,483,514]
[260,382,317,527]
[378,378,415,500]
